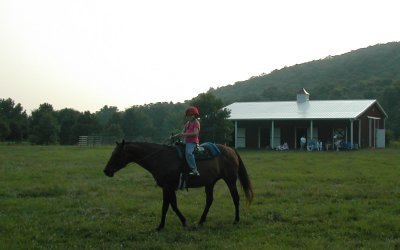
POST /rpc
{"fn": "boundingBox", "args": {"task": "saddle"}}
[175,142,221,161]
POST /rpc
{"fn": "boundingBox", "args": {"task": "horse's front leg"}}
[199,182,216,225]
[157,187,170,231]
[158,187,186,230]
[168,189,186,227]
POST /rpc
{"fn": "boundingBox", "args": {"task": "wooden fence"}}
[78,136,102,146]
[78,136,138,146]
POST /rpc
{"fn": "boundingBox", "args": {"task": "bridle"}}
[122,138,177,164]
[134,148,165,163]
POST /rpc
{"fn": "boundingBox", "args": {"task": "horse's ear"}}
[122,139,126,145]
[116,141,120,146]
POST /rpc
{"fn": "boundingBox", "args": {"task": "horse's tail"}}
[235,149,254,205]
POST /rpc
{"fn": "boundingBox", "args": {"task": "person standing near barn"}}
[176,106,201,176]
[300,136,306,150]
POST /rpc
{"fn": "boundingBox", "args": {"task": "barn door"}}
[237,128,246,148]
[376,129,385,148]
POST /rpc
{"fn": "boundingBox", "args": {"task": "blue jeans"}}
[185,142,197,171]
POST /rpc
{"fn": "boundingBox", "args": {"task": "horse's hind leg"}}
[227,183,240,223]
[199,182,216,225]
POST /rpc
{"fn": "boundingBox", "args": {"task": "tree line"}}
[4,43,400,143]
[0,93,233,145]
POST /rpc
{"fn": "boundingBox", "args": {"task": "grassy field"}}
[1,144,400,249]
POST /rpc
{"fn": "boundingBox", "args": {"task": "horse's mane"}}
[123,141,174,150]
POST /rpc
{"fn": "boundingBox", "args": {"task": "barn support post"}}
[270,120,275,149]
[374,119,376,148]
[359,119,362,148]
[234,120,238,149]
[350,119,354,149]
[368,118,372,147]
[310,120,314,140]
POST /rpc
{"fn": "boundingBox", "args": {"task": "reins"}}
[129,136,179,164]
[134,148,165,163]
[132,141,173,163]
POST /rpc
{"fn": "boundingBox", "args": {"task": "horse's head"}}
[103,140,129,177]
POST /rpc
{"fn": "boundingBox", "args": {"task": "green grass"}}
[1,145,400,249]
[389,140,400,149]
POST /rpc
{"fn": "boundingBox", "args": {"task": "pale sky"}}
[1,0,399,113]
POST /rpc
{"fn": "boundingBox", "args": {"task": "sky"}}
[1,0,399,113]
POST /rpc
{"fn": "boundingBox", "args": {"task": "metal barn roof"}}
[225,100,386,120]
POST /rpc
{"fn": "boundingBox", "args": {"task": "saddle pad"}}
[175,142,221,161]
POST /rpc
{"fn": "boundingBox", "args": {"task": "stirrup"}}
[189,169,200,176]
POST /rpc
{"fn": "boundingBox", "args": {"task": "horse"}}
[103,140,254,230]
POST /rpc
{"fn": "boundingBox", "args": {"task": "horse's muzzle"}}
[103,169,114,177]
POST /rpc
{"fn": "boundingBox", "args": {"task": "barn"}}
[225,88,388,150]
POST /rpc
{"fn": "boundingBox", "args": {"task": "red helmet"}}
[185,106,199,116]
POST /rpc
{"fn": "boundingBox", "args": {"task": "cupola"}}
[296,88,309,103]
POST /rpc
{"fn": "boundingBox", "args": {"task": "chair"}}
[307,139,317,151]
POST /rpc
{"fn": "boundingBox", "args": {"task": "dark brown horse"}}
[103,140,254,230]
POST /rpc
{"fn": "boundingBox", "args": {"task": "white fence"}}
[78,136,102,146]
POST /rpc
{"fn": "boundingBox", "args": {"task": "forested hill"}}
[210,42,400,103]
[209,42,400,139]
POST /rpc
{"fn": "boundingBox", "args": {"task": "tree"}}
[0,98,28,142]
[0,115,10,141]
[103,108,123,135]
[103,123,124,139]
[140,102,186,142]
[379,82,400,139]
[56,108,81,145]
[121,107,155,141]
[72,111,101,137]
[96,105,120,127]
[190,92,233,144]
[29,103,59,145]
